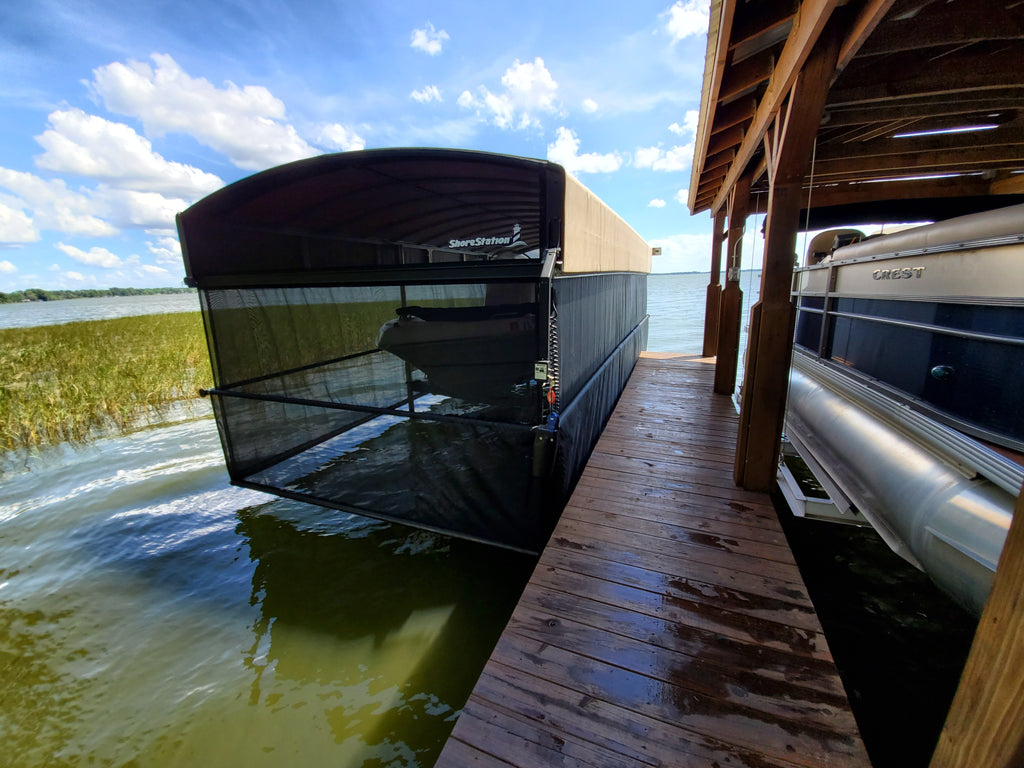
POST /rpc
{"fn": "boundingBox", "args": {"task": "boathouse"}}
[177,149,650,553]
[687,0,1024,765]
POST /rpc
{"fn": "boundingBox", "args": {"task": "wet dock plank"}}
[436,354,870,768]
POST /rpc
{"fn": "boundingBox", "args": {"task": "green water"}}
[0,415,534,766]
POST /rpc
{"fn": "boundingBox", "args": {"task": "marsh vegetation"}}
[1,313,211,452]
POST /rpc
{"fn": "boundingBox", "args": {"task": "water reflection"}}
[0,416,534,767]
[234,500,533,765]
[0,600,84,765]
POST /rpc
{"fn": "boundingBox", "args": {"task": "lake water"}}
[0,274,763,354]
[0,292,202,329]
[0,274,760,767]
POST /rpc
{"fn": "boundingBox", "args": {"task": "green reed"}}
[0,313,212,452]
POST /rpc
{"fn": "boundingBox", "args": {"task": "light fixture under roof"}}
[894,125,999,139]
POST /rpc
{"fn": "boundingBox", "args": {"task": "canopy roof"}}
[178,148,560,286]
[688,0,1024,227]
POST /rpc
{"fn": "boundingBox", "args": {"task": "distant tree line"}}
[0,287,196,304]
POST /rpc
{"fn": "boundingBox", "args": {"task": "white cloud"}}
[65,270,85,281]
[669,110,700,137]
[459,58,560,130]
[635,146,663,169]
[0,260,17,273]
[634,142,694,172]
[502,58,559,116]
[410,23,450,55]
[56,242,126,268]
[89,53,318,170]
[316,123,365,151]
[665,0,710,42]
[0,201,38,243]
[140,264,169,275]
[0,169,118,237]
[35,108,223,198]
[649,231,714,273]
[582,98,599,114]
[146,233,182,265]
[547,127,622,173]
[675,188,690,205]
[649,198,667,208]
[411,85,442,104]
[94,187,189,230]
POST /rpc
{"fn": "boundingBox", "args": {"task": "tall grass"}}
[0,313,212,452]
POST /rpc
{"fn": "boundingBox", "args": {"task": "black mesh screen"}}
[553,273,648,407]
[198,272,647,552]
[200,281,550,551]
[550,273,649,501]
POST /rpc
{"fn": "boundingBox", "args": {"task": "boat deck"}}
[435,353,871,767]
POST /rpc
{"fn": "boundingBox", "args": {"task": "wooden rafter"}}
[822,98,1023,129]
[836,0,896,72]
[729,2,796,53]
[829,47,1024,107]
[688,0,736,212]
[690,0,1024,219]
[719,48,777,102]
[810,145,1024,179]
[818,124,1024,159]
[802,174,994,208]
[858,8,1024,57]
[710,0,843,214]
[707,124,746,156]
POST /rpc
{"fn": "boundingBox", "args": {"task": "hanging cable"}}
[800,136,818,263]
[783,135,819,463]
[738,191,765,399]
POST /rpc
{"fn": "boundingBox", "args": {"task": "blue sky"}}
[0,0,726,290]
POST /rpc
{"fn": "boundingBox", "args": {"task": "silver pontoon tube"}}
[786,355,1016,615]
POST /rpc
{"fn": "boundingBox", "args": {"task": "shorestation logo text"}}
[449,223,522,249]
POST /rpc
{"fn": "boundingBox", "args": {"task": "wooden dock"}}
[436,353,871,768]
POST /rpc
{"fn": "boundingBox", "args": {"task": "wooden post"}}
[929,488,1024,768]
[713,176,750,394]
[734,18,843,491]
[702,209,727,357]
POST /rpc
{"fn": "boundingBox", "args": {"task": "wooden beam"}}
[707,124,746,156]
[719,48,777,102]
[992,174,1024,195]
[712,0,843,214]
[836,118,921,144]
[836,0,896,72]
[729,2,796,53]
[811,145,1024,178]
[858,6,1024,58]
[710,97,759,134]
[804,175,993,208]
[929,489,1024,768]
[689,0,737,213]
[735,14,844,491]
[713,175,750,395]
[697,165,732,191]
[823,96,1024,129]
[828,47,1024,108]
[694,192,718,213]
[704,147,737,173]
[703,209,728,357]
[818,125,1024,160]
